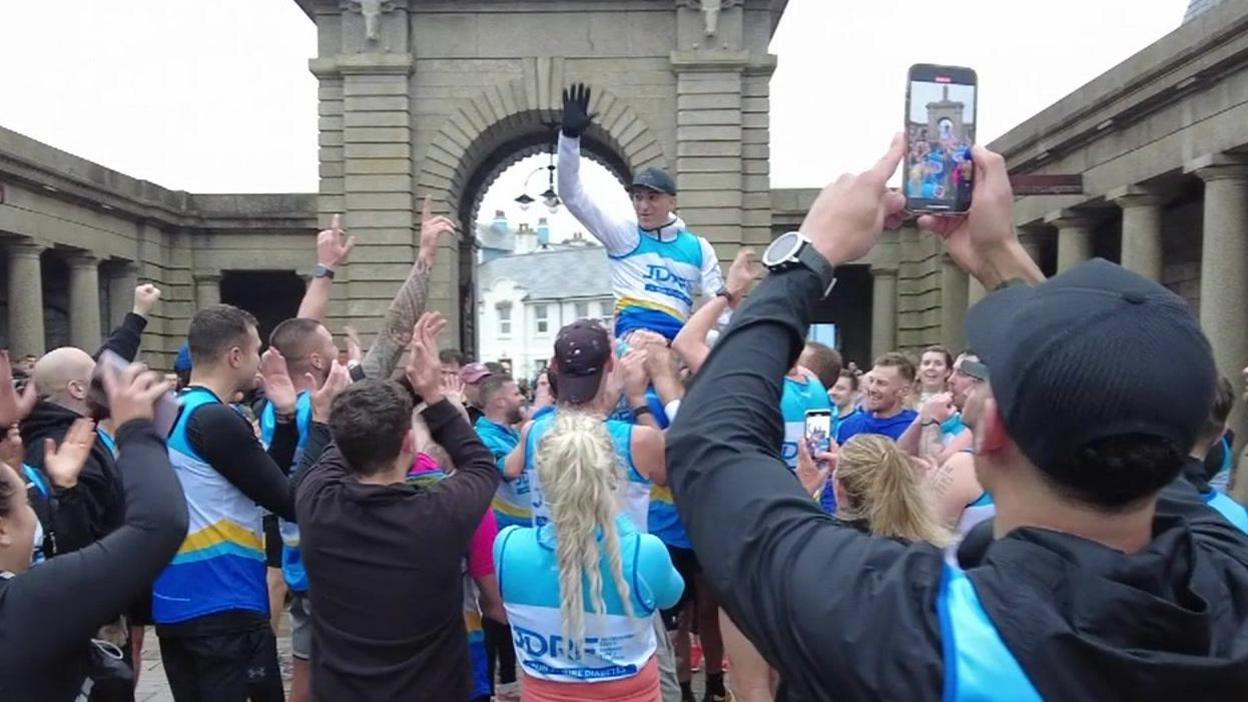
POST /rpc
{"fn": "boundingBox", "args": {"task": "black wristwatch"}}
[313,264,336,280]
[761,232,837,297]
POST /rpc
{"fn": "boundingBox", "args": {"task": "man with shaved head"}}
[20,283,161,554]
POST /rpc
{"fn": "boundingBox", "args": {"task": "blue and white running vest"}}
[780,374,833,470]
[526,410,650,533]
[476,416,528,529]
[611,230,712,341]
[938,564,1042,701]
[1205,490,1248,534]
[153,387,268,624]
[260,392,314,593]
[956,491,996,540]
[495,516,670,683]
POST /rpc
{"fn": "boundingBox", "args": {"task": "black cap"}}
[552,320,612,405]
[629,167,677,196]
[966,258,1216,474]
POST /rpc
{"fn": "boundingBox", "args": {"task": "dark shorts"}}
[126,589,154,627]
[159,626,285,702]
[263,515,281,569]
[661,545,701,629]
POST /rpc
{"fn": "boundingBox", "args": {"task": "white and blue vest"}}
[259,391,314,593]
[495,516,668,684]
[1205,490,1248,534]
[153,387,268,624]
[612,230,710,341]
[526,410,650,533]
[937,564,1043,701]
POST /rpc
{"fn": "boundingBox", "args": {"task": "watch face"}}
[763,231,803,267]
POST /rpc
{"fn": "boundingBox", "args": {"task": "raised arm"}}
[297,214,356,322]
[96,284,159,362]
[670,296,728,377]
[557,84,638,255]
[360,197,456,379]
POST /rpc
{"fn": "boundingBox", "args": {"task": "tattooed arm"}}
[360,197,457,380]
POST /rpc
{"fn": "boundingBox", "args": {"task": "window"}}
[534,303,549,334]
[575,301,590,320]
[497,302,512,336]
[599,298,614,330]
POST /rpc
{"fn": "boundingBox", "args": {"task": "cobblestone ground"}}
[135,622,714,701]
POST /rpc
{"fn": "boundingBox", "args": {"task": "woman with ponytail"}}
[495,411,684,701]
[832,435,953,546]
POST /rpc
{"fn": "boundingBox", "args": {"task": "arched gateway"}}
[298,0,788,352]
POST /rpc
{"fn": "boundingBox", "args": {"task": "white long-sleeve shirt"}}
[557,134,724,339]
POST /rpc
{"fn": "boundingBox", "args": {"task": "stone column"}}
[940,254,968,351]
[66,253,102,350]
[1017,226,1046,267]
[6,240,47,357]
[1190,156,1248,444]
[870,267,898,360]
[1046,210,1093,273]
[107,261,139,330]
[194,272,221,309]
[1110,186,1165,282]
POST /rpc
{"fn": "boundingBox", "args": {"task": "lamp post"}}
[515,124,562,213]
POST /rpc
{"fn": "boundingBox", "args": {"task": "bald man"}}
[19,283,160,555]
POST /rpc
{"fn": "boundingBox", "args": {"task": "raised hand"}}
[343,325,363,365]
[259,349,298,415]
[0,425,24,470]
[441,373,466,408]
[922,392,956,424]
[917,146,1043,289]
[132,284,162,318]
[406,312,447,404]
[418,196,458,267]
[0,351,37,427]
[317,213,357,270]
[312,362,351,423]
[44,417,96,489]
[725,247,764,305]
[561,83,594,138]
[799,133,907,266]
[101,363,173,429]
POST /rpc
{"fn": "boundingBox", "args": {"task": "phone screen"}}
[904,64,977,213]
[805,410,832,454]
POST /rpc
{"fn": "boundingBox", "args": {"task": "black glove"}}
[561,83,594,138]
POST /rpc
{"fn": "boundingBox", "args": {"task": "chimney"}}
[536,217,551,249]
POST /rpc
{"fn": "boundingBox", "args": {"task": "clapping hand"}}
[418,196,458,266]
[101,362,173,429]
[405,312,448,405]
[317,214,357,270]
[725,248,764,306]
[312,362,352,423]
[0,351,37,428]
[922,392,956,425]
[44,418,96,489]
[259,349,298,415]
[561,83,595,138]
[441,373,466,408]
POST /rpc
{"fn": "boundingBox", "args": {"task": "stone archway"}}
[302,0,783,355]
[415,76,666,351]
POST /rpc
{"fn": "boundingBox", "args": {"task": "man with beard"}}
[835,352,918,444]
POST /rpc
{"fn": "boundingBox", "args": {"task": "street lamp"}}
[514,123,562,213]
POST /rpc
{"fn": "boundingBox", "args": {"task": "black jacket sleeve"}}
[24,429,123,556]
[95,313,148,363]
[666,267,946,700]
[187,404,296,521]
[425,399,500,541]
[291,421,332,509]
[0,420,187,669]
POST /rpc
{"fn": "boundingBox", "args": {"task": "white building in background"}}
[476,213,613,381]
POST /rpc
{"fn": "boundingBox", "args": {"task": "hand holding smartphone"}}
[904,63,978,214]
[804,409,833,455]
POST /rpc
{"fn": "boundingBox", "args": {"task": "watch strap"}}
[314,264,336,280]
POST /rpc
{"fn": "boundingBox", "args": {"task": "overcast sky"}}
[0,1,1186,236]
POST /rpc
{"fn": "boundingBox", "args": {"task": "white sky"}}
[0,0,1186,237]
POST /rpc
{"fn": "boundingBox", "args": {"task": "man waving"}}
[558,83,726,340]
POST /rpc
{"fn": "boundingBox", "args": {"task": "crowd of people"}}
[1,81,1247,702]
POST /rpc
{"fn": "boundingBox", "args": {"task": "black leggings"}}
[483,618,516,686]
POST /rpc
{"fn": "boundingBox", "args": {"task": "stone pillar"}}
[1017,226,1046,267]
[194,272,221,309]
[1190,156,1248,444]
[940,254,968,351]
[1046,210,1093,273]
[870,267,898,360]
[66,254,102,350]
[6,240,47,357]
[1110,186,1165,282]
[107,262,139,331]
[310,3,417,349]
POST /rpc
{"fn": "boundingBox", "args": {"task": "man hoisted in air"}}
[557,83,727,340]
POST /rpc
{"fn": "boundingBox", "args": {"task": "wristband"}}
[631,405,653,419]
[276,411,296,424]
[921,419,939,427]
[313,264,336,280]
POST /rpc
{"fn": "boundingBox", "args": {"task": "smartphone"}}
[904,63,978,213]
[804,409,833,455]
[90,350,181,436]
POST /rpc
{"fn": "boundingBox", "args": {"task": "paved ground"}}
[134,621,714,701]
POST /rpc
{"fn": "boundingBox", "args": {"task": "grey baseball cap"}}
[629,167,677,196]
